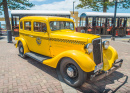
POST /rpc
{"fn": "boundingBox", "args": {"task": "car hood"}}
[50,31,101,43]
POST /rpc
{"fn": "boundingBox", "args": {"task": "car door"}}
[28,20,51,57]
[23,20,34,51]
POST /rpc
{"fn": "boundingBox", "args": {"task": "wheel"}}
[60,58,87,87]
[18,42,26,58]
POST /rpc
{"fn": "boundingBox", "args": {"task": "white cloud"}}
[30,0,91,15]
[31,0,82,11]
[31,0,79,11]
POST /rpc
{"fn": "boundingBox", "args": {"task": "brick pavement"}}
[0,39,63,93]
[0,36,130,93]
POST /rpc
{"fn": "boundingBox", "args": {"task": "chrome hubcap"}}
[67,67,74,77]
[20,47,23,53]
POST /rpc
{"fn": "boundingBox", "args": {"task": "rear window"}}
[24,21,31,31]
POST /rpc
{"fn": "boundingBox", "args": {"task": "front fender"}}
[15,37,30,54]
[43,50,96,72]
[103,45,118,71]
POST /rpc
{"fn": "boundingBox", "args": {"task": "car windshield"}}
[50,21,74,31]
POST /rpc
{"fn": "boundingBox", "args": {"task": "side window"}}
[34,22,47,32]
[20,21,23,29]
[24,21,31,31]
[70,22,74,30]
[50,21,60,31]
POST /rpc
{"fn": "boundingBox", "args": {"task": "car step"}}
[25,52,51,63]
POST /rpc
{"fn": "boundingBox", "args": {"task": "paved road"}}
[101,35,130,41]
[0,36,130,93]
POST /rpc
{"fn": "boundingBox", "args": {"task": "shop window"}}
[81,17,86,26]
[88,17,92,28]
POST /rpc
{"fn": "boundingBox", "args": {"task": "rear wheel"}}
[18,42,26,58]
[60,58,87,87]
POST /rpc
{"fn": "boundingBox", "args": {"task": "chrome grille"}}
[93,39,102,65]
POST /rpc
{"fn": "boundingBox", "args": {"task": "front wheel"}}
[60,58,87,87]
[18,42,26,58]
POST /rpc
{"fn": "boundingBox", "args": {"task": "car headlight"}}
[103,41,109,49]
[84,43,93,54]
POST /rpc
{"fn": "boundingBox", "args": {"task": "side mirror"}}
[43,27,47,31]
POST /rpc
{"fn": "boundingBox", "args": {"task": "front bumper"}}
[90,59,123,81]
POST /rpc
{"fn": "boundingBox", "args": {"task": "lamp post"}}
[110,0,125,41]
[111,0,117,41]
[73,1,75,20]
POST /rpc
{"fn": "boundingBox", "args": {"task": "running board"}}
[25,52,51,63]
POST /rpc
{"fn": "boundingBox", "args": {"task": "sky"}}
[28,0,130,14]
[0,0,130,20]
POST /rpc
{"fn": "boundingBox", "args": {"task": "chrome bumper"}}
[90,59,123,81]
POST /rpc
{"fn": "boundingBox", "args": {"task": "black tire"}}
[18,42,26,58]
[60,58,87,87]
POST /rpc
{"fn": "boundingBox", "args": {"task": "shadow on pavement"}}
[21,55,127,93]
[78,71,128,93]
[25,56,58,79]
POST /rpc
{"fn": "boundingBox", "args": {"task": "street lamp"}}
[73,1,75,20]
[111,0,117,41]
[110,0,125,41]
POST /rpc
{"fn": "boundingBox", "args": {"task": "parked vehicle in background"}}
[77,12,130,37]
[15,16,123,87]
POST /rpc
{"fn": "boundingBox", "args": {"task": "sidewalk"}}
[0,36,130,93]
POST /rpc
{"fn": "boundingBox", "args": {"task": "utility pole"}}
[73,1,75,20]
[111,0,117,41]
[110,0,125,40]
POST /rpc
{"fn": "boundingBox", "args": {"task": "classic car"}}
[15,16,123,87]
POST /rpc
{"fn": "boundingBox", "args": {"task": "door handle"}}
[29,35,33,37]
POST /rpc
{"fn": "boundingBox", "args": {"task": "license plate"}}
[94,63,103,73]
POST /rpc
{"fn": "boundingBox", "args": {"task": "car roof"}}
[20,16,73,22]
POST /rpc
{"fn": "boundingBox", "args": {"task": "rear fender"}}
[43,50,96,72]
[15,37,30,54]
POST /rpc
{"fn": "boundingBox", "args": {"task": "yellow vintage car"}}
[15,16,123,87]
